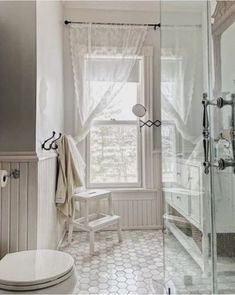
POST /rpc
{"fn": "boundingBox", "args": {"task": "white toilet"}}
[0,250,77,294]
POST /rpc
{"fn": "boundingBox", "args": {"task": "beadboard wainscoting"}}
[77,190,162,230]
[0,153,65,259]
[37,154,65,249]
[111,191,162,229]
[0,156,38,258]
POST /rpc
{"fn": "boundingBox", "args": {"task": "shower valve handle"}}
[202,93,210,174]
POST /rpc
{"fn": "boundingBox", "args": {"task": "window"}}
[87,59,142,188]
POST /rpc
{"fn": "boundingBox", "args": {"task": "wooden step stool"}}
[68,190,122,254]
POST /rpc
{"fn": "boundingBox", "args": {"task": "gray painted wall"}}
[0,1,37,152]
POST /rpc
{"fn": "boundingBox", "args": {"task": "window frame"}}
[85,48,154,189]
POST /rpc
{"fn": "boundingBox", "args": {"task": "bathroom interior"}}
[0,0,235,294]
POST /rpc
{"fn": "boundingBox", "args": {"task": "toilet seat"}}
[0,250,75,291]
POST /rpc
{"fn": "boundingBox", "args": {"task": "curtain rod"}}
[64,20,160,30]
[162,24,202,27]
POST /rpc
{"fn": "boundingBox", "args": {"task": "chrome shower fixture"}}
[202,93,235,174]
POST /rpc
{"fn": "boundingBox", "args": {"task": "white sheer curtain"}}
[69,24,147,142]
[161,27,202,144]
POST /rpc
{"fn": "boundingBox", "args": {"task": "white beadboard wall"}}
[0,159,38,258]
[100,191,162,229]
[0,153,65,259]
[37,154,65,249]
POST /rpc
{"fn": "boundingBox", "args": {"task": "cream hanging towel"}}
[56,135,84,217]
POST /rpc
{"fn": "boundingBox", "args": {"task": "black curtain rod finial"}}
[64,20,71,25]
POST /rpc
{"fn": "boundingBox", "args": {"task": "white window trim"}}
[141,46,154,189]
[85,46,154,189]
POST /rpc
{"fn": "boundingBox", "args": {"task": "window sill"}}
[87,188,158,193]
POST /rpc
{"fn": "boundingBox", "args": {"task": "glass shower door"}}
[161,1,213,294]
[209,1,235,293]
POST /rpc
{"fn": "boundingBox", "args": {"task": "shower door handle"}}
[202,93,235,174]
[202,93,210,174]
[218,159,235,171]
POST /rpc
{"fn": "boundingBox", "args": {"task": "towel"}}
[56,135,85,217]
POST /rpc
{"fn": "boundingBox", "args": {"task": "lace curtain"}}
[69,24,147,142]
[161,27,202,145]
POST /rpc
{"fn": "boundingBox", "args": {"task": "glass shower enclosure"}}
[161,1,235,294]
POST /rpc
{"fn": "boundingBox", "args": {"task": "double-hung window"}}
[86,58,143,188]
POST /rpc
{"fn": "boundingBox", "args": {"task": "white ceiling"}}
[63,1,204,12]
[63,1,159,12]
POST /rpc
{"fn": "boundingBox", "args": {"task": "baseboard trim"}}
[0,152,38,162]
[72,225,163,232]
[0,152,58,162]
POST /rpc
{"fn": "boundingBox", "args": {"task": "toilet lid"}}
[0,267,75,291]
[0,250,74,287]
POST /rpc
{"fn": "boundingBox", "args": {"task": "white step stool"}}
[68,190,122,254]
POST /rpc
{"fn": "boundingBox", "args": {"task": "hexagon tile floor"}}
[60,230,165,294]
[60,230,235,294]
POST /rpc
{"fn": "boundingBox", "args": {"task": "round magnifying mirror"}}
[132,104,147,118]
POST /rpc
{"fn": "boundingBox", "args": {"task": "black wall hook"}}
[50,133,62,150]
[42,131,56,150]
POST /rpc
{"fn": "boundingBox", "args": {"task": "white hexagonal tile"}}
[80,277,90,284]
[98,277,108,283]
[89,280,99,287]
[117,282,127,289]
[117,289,128,294]
[82,267,90,273]
[142,272,152,279]
[137,287,148,294]
[126,279,136,285]
[60,230,167,294]
[116,266,125,271]
[88,286,99,294]
[98,283,109,290]
[79,283,89,290]
[108,286,119,293]
[116,276,126,282]
[107,279,118,286]
[127,285,138,292]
